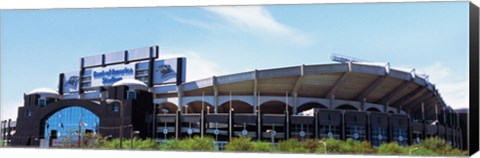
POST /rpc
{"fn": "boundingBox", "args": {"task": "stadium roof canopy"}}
[160,62,447,120]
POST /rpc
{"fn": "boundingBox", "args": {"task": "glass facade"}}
[393,128,409,146]
[346,125,366,141]
[43,106,100,146]
[38,98,46,107]
[371,127,388,147]
[319,125,341,139]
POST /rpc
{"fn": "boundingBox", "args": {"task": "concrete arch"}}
[297,102,328,113]
[218,96,254,107]
[366,107,381,112]
[157,102,178,114]
[257,96,292,107]
[182,96,215,108]
[39,99,102,120]
[332,100,361,110]
[184,101,214,113]
[259,100,293,114]
[335,104,358,111]
[218,100,253,113]
[364,103,386,113]
[296,97,330,109]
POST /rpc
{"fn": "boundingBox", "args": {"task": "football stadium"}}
[6,45,466,150]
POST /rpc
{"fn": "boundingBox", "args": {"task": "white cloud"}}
[416,62,469,110]
[168,6,312,45]
[167,14,219,32]
[158,49,228,82]
[203,6,312,45]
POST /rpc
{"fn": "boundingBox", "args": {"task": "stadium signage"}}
[91,64,135,87]
[63,71,80,93]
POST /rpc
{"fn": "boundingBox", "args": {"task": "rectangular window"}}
[127,91,136,100]
[112,104,120,112]
[346,125,366,141]
[371,128,388,148]
[393,128,408,146]
[319,125,341,139]
[38,98,47,107]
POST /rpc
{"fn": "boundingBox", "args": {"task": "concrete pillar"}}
[229,109,234,141]
[329,95,335,109]
[421,102,425,121]
[214,91,219,114]
[314,110,319,139]
[213,76,219,114]
[360,98,366,112]
[367,112,371,142]
[253,92,257,114]
[292,92,298,114]
[200,110,204,138]
[257,110,262,140]
[341,111,346,140]
[285,111,290,140]
[175,110,181,140]
[253,70,258,114]
[384,100,389,113]
[257,91,261,140]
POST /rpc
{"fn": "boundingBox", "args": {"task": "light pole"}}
[318,140,327,154]
[105,135,113,141]
[266,129,275,151]
[130,130,140,149]
[409,147,419,155]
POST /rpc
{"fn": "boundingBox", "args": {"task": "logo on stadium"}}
[156,64,175,78]
[64,75,79,87]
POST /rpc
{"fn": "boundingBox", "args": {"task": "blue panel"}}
[43,106,100,146]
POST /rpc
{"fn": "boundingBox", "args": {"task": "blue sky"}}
[0,2,470,120]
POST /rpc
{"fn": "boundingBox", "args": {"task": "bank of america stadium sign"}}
[91,64,135,87]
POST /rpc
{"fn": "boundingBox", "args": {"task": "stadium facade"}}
[9,45,467,149]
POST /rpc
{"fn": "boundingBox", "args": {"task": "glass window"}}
[38,98,46,107]
[112,103,120,112]
[26,110,32,117]
[392,128,408,146]
[43,106,100,146]
[346,125,366,141]
[371,127,388,148]
[319,125,341,139]
[127,91,136,100]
